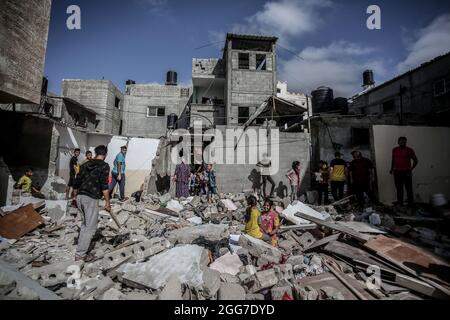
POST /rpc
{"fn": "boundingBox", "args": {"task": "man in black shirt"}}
[66,148,81,203]
[73,145,111,262]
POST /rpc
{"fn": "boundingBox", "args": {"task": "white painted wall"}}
[55,126,160,197]
[373,125,450,205]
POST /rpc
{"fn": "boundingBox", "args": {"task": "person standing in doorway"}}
[390,137,418,207]
[257,153,275,199]
[73,145,111,262]
[67,148,81,205]
[349,151,376,210]
[286,161,301,202]
[330,152,347,201]
[109,146,127,202]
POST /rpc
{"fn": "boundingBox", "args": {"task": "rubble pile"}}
[1,192,450,300]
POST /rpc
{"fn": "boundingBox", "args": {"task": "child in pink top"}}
[286,161,301,202]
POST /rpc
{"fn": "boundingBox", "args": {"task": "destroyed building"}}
[1,0,450,302]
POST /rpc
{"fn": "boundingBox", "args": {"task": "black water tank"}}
[311,86,334,114]
[363,70,375,86]
[334,97,349,114]
[167,113,178,129]
[166,71,178,86]
[126,79,136,86]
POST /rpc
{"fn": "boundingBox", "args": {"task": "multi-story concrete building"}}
[62,80,124,135]
[0,0,52,104]
[122,77,192,138]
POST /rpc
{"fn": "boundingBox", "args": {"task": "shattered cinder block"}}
[320,286,345,300]
[218,283,246,300]
[102,247,134,271]
[244,268,279,293]
[131,237,172,261]
[238,234,281,260]
[297,232,315,249]
[274,264,294,281]
[271,282,293,300]
[201,267,221,298]
[165,224,229,245]
[24,260,84,288]
[293,285,319,300]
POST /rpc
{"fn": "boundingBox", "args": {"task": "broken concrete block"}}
[220,273,240,284]
[159,275,183,300]
[202,267,221,298]
[274,264,294,281]
[369,213,381,226]
[320,286,345,300]
[166,199,184,213]
[102,247,134,271]
[24,260,84,288]
[101,287,125,300]
[297,232,315,249]
[293,285,319,300]
[44,200,68,221]
[286,255,304,266]
[246,293,265,300]
[121,204,137,213]
[245,269,279,293]
[118,245,209,290]
[209,253,243,276]
[278,240,297,253]
[238,234,281,260]
[166,224,229,244]
[131,237,172,261]
[218,283,246,300]
[159,193,172,205]
[257,254,280,267]
[271,283,293,300]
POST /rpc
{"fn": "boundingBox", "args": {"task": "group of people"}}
[66,146,129,207]
[314,136,418,209]
[174,159,217,202]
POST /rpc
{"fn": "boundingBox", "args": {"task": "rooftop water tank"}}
[311,86,334,114]
[166,71,178,86]
[363,70,375,87]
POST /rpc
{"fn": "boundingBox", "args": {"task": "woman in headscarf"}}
[174,157,191,198]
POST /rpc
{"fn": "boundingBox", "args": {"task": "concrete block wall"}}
[62,80,122,135]
[0,0,52,104]
[123,84,191,138]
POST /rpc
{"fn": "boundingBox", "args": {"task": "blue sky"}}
[45,0,450,97]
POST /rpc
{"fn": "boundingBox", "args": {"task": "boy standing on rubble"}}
[73,145,111,262]
[205,164,217,202]
[349,150,376,210]
[317,161,330,205]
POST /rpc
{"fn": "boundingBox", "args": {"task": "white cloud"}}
[396,14,450,73]
[279,41,387,97]
[230,0,333,47]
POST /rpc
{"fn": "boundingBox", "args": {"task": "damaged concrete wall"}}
[373,125,450,204]
[0,0,52,104]
[213,130,311,195]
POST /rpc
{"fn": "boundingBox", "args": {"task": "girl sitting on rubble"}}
[260,199,280,247]
[244,195,273,244]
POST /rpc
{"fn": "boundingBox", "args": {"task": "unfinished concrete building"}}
[62,80,124,135]
[0,0,52,104]
[122,74,192,138]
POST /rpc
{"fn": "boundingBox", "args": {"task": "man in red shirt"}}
[390,137,419,206]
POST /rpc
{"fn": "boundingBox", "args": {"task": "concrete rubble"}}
[1,191,450,300]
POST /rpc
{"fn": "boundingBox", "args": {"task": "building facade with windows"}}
[122,82,191,138]
[62,80,124,135]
